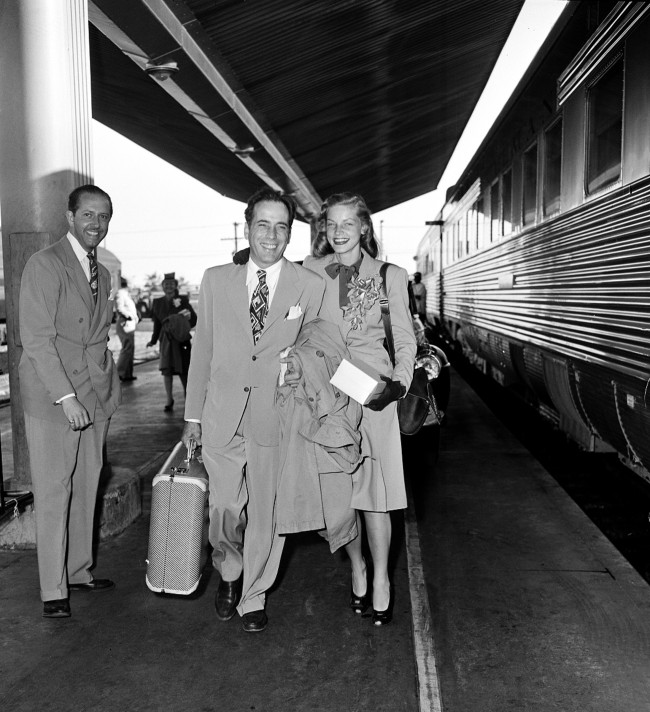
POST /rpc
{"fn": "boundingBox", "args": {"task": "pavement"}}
[0,321,418,712]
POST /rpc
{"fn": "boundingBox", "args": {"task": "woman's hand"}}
[365,376,405,411]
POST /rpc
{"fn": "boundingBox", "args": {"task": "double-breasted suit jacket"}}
[19,235,121,601]
[19,236,120,423]
[184,256,325,614]
[303,250,416,512]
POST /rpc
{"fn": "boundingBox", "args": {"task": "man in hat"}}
[19,184,121,618]
[146,272,197,411]
[182,187,325,633]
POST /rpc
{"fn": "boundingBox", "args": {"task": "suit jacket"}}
[185,258,325,448]
[19,236,121,423]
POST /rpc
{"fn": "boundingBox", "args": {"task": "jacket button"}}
[308,397,314,402]
[334,391,340,398]
[73,369,78,375]
[252,355,256,361]
[316,350,324,357]
[79,318,83,323]
[244,386,250,392]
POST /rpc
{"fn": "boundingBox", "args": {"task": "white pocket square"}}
[285,304,302,320]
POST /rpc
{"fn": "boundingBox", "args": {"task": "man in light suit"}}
[19,185,121,619]
[182,188,325,633]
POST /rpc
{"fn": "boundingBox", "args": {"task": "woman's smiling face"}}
[326,204,364,261]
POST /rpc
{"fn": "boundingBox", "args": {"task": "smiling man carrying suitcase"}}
[182,188,325,633]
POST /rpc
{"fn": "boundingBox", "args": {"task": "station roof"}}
[88,0,524,220]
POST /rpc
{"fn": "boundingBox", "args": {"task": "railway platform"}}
[1,355,650,711]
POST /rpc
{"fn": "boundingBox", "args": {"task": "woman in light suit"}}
[302,192,416,625]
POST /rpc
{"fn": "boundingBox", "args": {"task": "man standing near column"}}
[115,276,139,382]
[182,187,325,633]
[19,185,121,618]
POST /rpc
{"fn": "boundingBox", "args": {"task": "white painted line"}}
[405,481,444,712]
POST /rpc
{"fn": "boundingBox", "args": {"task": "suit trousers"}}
[116,329,135,379]
[202,404,283,616]
[25,413,109,601]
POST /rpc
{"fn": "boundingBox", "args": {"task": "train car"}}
[416,1,650,482]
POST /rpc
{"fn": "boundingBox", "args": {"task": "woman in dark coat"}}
[146,272,197,411]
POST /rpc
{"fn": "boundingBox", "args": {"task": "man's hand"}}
[280,352,302,389]
[61,397,92,431]
[182,421,202,452]
[365,376,406,411]
[146,340,154,348]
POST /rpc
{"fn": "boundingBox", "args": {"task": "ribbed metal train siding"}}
[443,176,650,471]
[444,177,650,380]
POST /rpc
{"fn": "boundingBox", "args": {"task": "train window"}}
[490,179,499,241]
[522,143,538,226]
[475,197,484,250]
[543,119,562,216]
[502,169,512,235]
[586,56,623,194]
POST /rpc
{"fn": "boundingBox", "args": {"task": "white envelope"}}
[329,358,386,405]
[286,304,302,320]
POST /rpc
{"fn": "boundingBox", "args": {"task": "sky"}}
[93,0,568,289]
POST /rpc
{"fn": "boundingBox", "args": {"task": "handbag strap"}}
[379,262,396,368]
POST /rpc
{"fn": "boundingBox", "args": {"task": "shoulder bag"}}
[379,263,433,436]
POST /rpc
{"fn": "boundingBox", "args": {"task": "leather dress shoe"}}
[215,576,242,621]
[43,598,71,618]
[241,609,268,633]
[69,578,115,592]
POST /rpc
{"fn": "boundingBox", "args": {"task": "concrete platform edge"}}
[0,466,142,549]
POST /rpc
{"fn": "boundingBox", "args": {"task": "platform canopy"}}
[88,0,524,220]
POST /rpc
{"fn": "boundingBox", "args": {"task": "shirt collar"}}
[66,232,92,265]
[246,257,283,286]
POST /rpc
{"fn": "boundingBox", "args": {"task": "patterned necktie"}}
[250,270,269,343]
[87,251,98,303]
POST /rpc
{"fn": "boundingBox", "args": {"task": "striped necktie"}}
[250,270,269,343]
[87,251,98,303]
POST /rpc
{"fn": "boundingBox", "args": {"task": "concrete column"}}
[0,0,94,486]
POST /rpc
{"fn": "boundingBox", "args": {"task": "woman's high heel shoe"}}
[350,587,370,614]
[372,589,393,626]
[164,399,174,412]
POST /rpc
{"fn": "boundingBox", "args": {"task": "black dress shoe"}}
[164,400,174,412]
[242,609,268,633]
[43,598,71,618]
[120,376,137,382]
[215,576,242,621]
[69,578,115,592]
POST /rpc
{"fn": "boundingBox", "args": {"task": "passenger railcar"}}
[417,1,650,481]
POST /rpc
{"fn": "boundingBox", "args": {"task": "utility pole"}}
[221,222,240,255]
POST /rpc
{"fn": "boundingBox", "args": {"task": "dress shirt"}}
[56,233,96,404]
[66,232,92,281]
[246,257,283,306]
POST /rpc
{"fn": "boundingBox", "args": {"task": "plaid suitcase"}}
[146,441,209,595]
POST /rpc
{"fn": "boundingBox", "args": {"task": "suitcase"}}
[146,441,209,595]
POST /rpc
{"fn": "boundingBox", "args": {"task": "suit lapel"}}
[56,238,94,314]
[263,259,300,333]
[226,264,255,343]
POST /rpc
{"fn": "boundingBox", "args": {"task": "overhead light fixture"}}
[145,60,179,81]
[231,144,256,157]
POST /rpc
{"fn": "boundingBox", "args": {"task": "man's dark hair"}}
[244,187,296,228]
[67,184,113,217]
